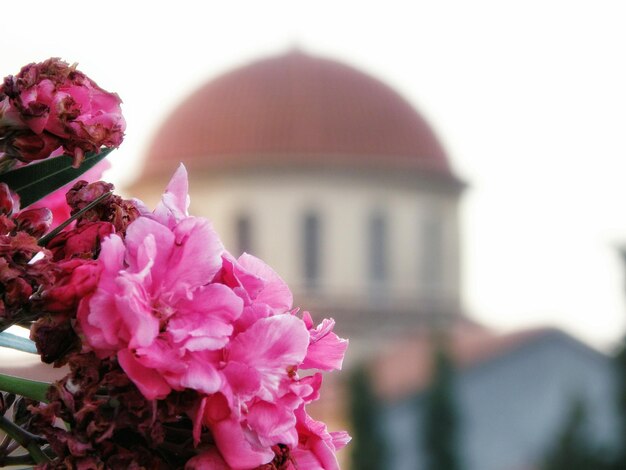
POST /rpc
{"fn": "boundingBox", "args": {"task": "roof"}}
[144,51,455,179]
[371,325,602,401]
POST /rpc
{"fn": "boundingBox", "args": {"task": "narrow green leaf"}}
[0,374,50,403]
[0,147,114,208]
[0,332,37,354]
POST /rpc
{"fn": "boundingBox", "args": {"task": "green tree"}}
[348,364,387,470]
[422,344,462,470]
[542,398,612,470]
[613,339,626,469]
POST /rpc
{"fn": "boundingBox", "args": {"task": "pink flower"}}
[76,165,350,468]
[78,166,241,399]
[0,58,125,166]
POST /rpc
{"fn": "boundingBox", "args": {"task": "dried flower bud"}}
[0,58,125,165]
[14,207,52,237]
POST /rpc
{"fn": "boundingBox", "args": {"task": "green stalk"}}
[0,416,49,464]
[0,374,50,403]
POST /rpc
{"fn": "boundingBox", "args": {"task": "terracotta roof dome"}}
[144,51,454,178]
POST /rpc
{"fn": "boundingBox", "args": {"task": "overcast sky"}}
[3,0,626,349]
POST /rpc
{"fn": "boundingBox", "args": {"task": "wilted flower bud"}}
[14,207,52,237]
[9,130,62,162]
[0,58,125,166]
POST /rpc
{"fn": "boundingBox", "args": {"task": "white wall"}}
[158,168,463,311]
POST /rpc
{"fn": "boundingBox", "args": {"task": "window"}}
[303,212,320,288]
[235,214,252,256]
[369,211,387,283]
[421,209,443,287]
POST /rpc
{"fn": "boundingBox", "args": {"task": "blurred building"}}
[131,50,620,469]
[374,325,619,470]
[133,50,464,348]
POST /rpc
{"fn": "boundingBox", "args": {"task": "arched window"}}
[303,211,321,288]
[368,211,387,284]
[235,213,252,256]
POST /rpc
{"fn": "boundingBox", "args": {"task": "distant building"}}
[131,50,620,469]
[374,326,620,470]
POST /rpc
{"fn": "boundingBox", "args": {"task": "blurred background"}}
[2,1,626,468]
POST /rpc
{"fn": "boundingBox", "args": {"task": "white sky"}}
[2,0,626,350]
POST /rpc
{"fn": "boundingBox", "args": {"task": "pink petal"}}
[114,274,158,349]
[246,400,298,448]
[210,417,274,469]
[222,361,261,398]
[117,349,171,400]
[153,164,190,227]
[229,315,309,399]
[163,217,223,296]
[169,283,242,350]
[177,354,223,395]
[237,253,293,311]
[301,318,349,371]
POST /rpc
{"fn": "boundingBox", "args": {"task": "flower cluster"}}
[71,165,349,469]
[31,179,139,365]
[0,58,125,167]
[0,57,350,470]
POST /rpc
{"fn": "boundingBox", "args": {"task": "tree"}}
[613,339,626,469]
[348,364,387,470]
[541,397,612,470]
[422,344,462,470]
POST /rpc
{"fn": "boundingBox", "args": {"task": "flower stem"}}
[0,415,49,464]
[0,374,50,403]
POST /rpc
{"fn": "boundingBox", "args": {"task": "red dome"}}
[145,51,453,178]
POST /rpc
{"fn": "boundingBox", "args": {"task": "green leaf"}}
[0,147,114,208]
[0,331,38,354]
[0,373,50,403]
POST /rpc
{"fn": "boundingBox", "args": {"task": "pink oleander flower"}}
[77,165,349,469]
[0,58,125,166]
[78,165,239,399]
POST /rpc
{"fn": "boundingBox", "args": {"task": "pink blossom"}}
[76,165,350,468]
[78,166,240,399]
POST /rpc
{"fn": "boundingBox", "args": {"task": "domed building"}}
[134,50,465,345]
[121,51,625,469]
